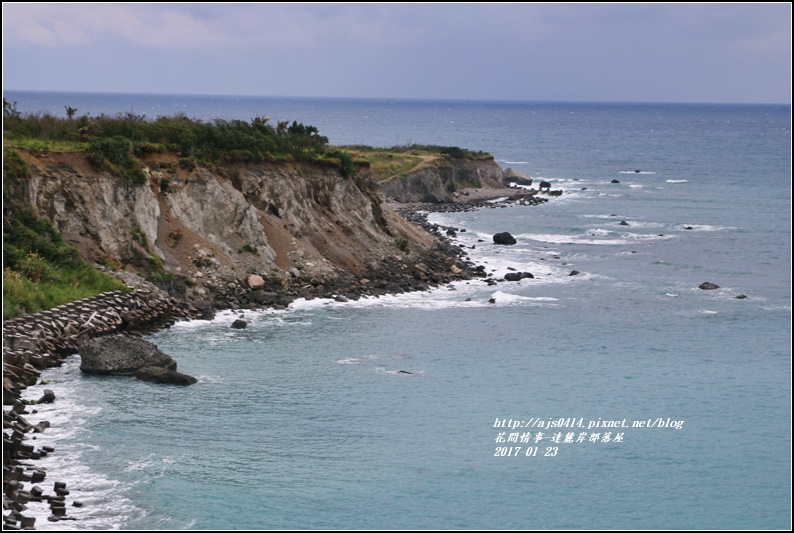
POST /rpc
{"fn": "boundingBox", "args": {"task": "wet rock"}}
[230,319,248,329]
[493,232,517,245]
[619,220,629,226]
[192,300,215,321]
[699,282,720,290]
[504,272,534,281]
[569,270,580,276]
[734,294,747,299]
[611,179,621,184]
[135,366,198,386]
[37,389,56,404]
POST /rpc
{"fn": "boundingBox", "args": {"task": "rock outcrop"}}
[380,156,504,203]
[493,232,517,245]
[501,168,534,187]
[78,334,176,375]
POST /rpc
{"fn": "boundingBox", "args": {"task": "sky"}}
[2,3,791,104]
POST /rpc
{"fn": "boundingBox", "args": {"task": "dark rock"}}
[569,270,580,276]
[504,272,534,282]
[78,334,177,375]
[611,179,621,184]
[334,295,349,303]
[230,319,248,329]
[734,294,747,299]
[493,232,517,245]
[619,220,629,226]
[698,282,720,290]
[135,366,197,386]
[37,389,55,404]
[192,300,215,320]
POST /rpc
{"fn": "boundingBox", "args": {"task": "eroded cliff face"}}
[380,156,504,203]
[14,150,468,308]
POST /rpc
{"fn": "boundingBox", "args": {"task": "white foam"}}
[488,290,559,306]
[336,357,372,365]
[12,370,142,530]
[580,214,625,220]
[621,232,676,241]
[516,232,630,246]
[666,179,688,183]
[675,224,734,232]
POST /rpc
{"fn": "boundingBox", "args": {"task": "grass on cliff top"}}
[3,148,128,319]
[340,144,493,183]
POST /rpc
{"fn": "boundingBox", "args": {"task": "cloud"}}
[2,3,790,103]
[3,4,228,48]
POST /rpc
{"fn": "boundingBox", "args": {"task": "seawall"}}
[2,288,185,529]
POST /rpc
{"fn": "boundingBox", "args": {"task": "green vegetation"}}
[1,100,492,319]
[3,99,340,172]
[341,143,492,183]
[397,236,411,253]
[238,243,258,254]
[3,148,128,319]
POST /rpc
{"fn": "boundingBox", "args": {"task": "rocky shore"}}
[2,289,192,529]
[1,186,555,529]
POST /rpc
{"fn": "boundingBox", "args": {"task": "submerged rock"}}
[135,366,197,386]
[699,282,720,290]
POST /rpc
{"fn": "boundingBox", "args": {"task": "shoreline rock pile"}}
[2,288,191,528]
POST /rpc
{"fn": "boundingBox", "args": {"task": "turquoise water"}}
[10,93,791,529]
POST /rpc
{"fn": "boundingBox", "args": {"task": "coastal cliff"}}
[8,148,475,311]
[378,154,504,203]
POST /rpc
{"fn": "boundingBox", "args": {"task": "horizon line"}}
[4,88,791,108]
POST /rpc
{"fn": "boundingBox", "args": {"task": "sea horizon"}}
[5,88,790,110]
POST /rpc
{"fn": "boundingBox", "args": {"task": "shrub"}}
[86,135,133,167]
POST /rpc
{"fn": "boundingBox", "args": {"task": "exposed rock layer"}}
[12,150,478,309]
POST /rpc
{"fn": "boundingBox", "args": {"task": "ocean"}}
[6,91,792,530]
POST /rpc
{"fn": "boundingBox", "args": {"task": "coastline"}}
[2,289,188,528]
[1,189,557,529]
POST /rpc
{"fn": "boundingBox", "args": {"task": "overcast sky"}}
[3,3,791,104]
